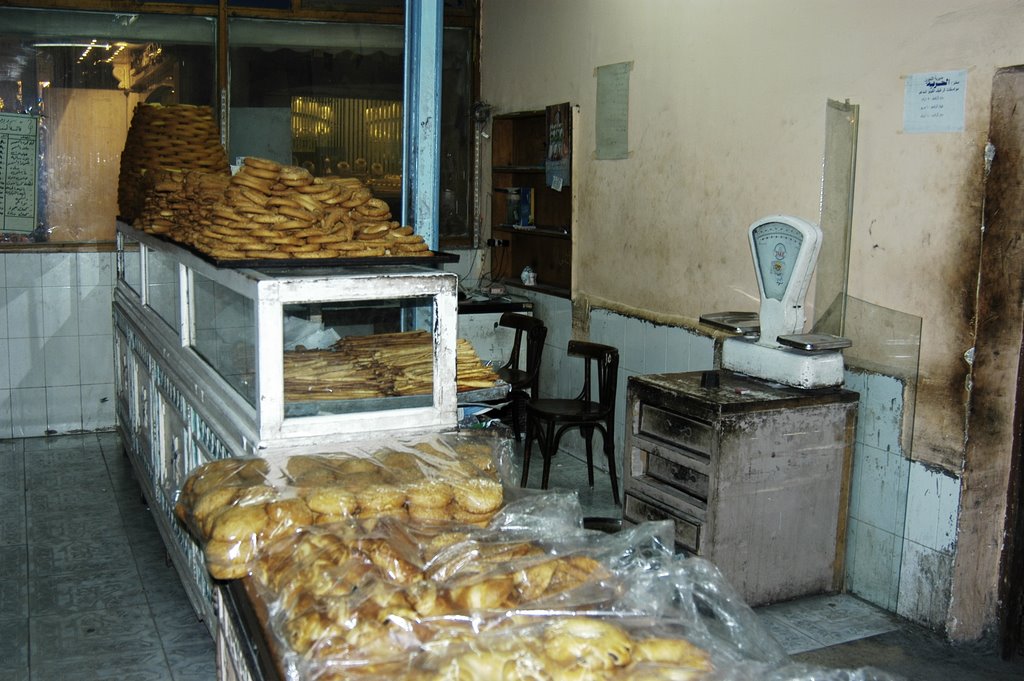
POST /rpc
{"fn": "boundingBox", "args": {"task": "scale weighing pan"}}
[777,333,853,352]
[699,311,760,335]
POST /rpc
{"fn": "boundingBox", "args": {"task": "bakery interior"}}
[1,1,1023,680]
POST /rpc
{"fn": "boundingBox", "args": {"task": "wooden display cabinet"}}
[490,110,571,294]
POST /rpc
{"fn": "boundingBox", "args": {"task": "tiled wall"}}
[0,250,116,437]
[518,291,960,629]
[844,369,960,628]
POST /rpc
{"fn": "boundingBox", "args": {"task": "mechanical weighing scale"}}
[701,215,851,389]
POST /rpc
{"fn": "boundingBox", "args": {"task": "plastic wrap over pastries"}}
[175,430,510,579]
[244,495,899,681]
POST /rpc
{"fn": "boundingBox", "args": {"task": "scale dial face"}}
[752,221,805,301]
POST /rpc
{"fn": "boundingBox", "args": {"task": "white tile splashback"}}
[1,250,116,435]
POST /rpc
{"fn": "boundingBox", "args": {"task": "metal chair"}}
[521,340,619,505]
[492,312,546,440]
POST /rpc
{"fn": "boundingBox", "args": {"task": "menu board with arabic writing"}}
[1,113,39,234]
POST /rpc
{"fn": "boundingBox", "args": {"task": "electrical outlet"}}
[486,238,509,247]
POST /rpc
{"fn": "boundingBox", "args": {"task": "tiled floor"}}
[0,433,215,681]
[2,432,1019,681]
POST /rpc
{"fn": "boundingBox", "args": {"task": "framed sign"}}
[0,112,38,234]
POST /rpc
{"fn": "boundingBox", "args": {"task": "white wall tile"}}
[46,385,83,433]
[0,389,12,439]
[664,326,692,371]
[11,387,47,437]
[81,382,116,431]
[688,333,715,371]
[44,336,82,387]
[8,337,45,388]
[77,251,115,287]
[5,252,42,287]
[896,539,953,628]
[40,253,78,288]
[848,443,909,536]
[0,338,8,390]
[845,518,900,611]
[0,287,8,340]
[860,373,904,454]
[77,285,114,336]
[79,335,114,386]
[618,317,643,373]
[6,286,45,339]
[42,286,79,338]
[642,323,668,375]
[904,461,960,553]
[0,255,6,290]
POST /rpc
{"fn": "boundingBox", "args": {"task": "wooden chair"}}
[492,313,546,440]
[521,340,620,505]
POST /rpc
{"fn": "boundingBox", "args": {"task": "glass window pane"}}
[228,18,474,244]
[191,272,257,407]
[283,296,436,418]
[120,234,142,296]
[146,248,180,332]
[0,7,215,243]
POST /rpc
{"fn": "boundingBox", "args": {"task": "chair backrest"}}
[567,340,618,413]
[499,313,547,389]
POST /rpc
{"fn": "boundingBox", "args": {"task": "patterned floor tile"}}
[29,565,148,615]
[29,534,136,576]
[0,617,29,670]
[29,606,164,660]
[0,498,26,546]
[0,577,28,620]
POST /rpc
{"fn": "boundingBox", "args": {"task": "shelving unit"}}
[490,110,571,294]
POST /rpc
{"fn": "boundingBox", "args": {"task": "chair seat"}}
[496,366,531,389]
[526,398,604,421]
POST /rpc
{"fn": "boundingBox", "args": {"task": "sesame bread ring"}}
[294,178,328,194]
[246,250,291,259]
[265,195,303,209]
[357,222,390,237]
[231,173,274,193]
[355,198,390,218]
[277,205,317,222]
[243,156,282,172]
[251,213,290,225]
[293,250,337,259]
[279,165,312,182]
[239,187,270,206]
[272,219,311,231]
[391,225,415,237]
[340,188,372,208]
[452,478,503,514]
[239,165,279,180]
[280,243,320,253]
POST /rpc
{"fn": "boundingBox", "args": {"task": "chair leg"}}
[580,424,596,487]
[540,421,559,490]
[603,421,620,505]
[510,395,522,442]
[521,415,536,487]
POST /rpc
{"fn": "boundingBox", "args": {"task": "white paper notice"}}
[903,70,966,134]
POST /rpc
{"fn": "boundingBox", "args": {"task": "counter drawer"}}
[645,450,709,502]
[637,404,712,459]
[624,494,702,554]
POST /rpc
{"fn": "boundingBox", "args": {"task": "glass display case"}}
[115,222,461,451]
[113,220,480,629]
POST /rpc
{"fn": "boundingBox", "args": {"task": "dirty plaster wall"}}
[480,0,1024,639]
